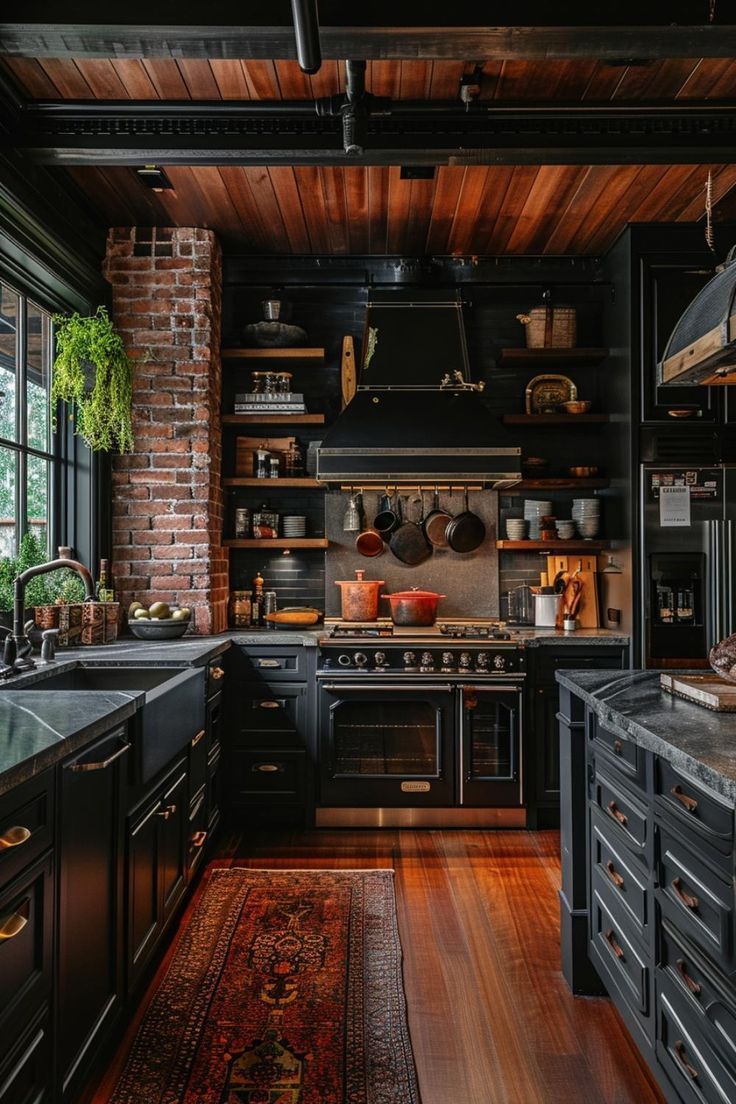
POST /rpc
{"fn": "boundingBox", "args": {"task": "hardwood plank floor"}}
[89,829,665,1104]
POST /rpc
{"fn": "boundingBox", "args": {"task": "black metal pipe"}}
[345,59,366,102]
[290,0,321,75]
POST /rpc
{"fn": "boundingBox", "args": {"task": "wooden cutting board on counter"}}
[660,673,736,711]
[547,553,600,628]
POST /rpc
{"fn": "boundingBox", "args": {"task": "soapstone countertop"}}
[556,669,736,802]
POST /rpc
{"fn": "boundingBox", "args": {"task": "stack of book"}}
[234,392,306,415]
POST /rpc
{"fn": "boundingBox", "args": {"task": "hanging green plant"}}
[51,306,134,452]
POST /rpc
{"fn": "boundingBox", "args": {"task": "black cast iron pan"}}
[390,496,432,566]
[423,487,452,548]
[445,489,486,553]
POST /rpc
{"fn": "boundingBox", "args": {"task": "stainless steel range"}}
[316,620,526,828]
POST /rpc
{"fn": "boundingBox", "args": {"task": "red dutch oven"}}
[382,588,445,627]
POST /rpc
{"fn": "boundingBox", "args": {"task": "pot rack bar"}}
[337,484,486,493]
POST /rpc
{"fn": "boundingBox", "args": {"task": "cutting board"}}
[546,554,600,628]
[235,435,296,476]
[660,672,736,711]
[341,335,357,408]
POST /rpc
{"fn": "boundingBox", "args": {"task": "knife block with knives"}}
[547,554,600,628]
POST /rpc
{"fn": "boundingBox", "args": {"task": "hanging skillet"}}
[389,496,432,566]
[423,487,452,548]
[445,489,486,553]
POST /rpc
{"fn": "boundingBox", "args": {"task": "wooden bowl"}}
[561,400,592,415]
[567,466,599,478]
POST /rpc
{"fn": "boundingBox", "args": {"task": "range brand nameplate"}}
[401,781,431,793]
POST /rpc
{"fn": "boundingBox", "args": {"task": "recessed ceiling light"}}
[135,165,174,192]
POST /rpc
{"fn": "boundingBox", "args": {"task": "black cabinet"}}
[57,727,129,1101]
[126,758,187,994]
[0,1011,52,1104]
[528,645,628,827]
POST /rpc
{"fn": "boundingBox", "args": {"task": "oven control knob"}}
[337,654,352,667]
[493,654,506,669]
[374,651,387,667]
[421,651,435,669]
[441,651,455,666]
[354,652,368,667]
[459,651,472,668]
[402,651,417,667]
[476,652,490,668]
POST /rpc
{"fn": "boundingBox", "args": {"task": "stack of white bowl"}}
[282,515,307,538]
[523,500,552,540]
[572,498,600,539]
[505,518,528,540]
[555,519,576,540]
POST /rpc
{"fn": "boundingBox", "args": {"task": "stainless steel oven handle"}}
[460,685,522,692]
[320,683,454,692]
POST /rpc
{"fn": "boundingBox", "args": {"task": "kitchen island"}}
[557,669,736,1104]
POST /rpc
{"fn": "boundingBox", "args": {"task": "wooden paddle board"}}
[341,335,357,408]
[660,672,736,711]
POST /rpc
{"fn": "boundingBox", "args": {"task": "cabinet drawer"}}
[0,1012,52,1104]
[591,887,651,1022]
[229,749,306,806]
[186,785,208,882]
[657,974,736,1104]
[590,718,647,791]
[660,920,736,1078]
[591,807,650,945]
[656,758,734,865]
[206,656,226,699]
[233,686,308,746]
[592,765,650,860]
[188,722,208,797]
[657,827,734,977]
[0,852,53,1065]
[0,773,53,891]
[242,646,307,682]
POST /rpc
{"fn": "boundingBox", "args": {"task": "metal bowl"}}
[128,618,190,640]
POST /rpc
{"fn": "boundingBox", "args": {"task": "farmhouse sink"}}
[13,664,206,783]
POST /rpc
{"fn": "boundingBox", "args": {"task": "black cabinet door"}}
[206,695,223,833]
[58,727,128,1100]
[641,256,718,423]
[533,689,561,806]
[159,767,187,924]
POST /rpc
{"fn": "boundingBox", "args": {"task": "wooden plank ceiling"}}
[5,57,736,256]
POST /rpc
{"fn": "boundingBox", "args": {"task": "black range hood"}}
[317,293,521,485]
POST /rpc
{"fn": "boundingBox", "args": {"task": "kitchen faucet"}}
[0,557,95,676]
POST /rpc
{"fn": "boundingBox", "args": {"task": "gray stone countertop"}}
[513,628,629,646]
[557,669,736,802]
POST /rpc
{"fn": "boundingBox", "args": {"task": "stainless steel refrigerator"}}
[640,464,736,667]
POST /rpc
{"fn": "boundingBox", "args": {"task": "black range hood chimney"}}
[317,292,521,485]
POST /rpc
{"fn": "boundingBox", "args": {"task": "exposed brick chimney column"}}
[103,227,228,635]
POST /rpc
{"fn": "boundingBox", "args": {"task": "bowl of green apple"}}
[127,600,192,640]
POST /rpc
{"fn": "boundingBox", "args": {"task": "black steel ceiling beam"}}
[11,99,736,167]
[2,7,736,60]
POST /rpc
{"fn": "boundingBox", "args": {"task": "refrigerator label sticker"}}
[649,469,721,500]
[659,485,691,527]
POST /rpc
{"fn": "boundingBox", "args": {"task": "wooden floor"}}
[91,829,665,1104]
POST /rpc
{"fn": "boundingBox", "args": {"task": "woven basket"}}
[57,601,120,647]
[34,605,60,630]
[517,306,577,348]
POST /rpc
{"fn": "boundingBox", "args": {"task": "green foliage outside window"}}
[0,531,86,612]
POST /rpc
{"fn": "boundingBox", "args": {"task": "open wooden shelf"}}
[505,478,609,492]
[222,347,325,359]
[222,413,325,426]
[499,347,608,365]
[223,538,329,549]
[223,477,322,488]
[497,540,610,551]
[503,414,610,425]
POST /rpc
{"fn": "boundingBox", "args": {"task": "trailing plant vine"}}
[52,306,134,452]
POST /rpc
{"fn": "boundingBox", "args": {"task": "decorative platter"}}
[524,374,577,415]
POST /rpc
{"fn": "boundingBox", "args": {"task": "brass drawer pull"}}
[671,785,698,813]
[605,860,624,889]
[191,729,206,748]
[676,958,702,996]
[210,666,225,680]
[674,1040,699,1080]
[0,826,32,852]
[672,878,699,911]
[253,763,283,773]
[156,804,177,821]
[604,928,624,959]
[257,659,283,668]
[606,800,628,827]
[69,741,131,772]
[257,701,281,709]
[613,740,623,756]
[0,897,30,942]
[191,831,207,848]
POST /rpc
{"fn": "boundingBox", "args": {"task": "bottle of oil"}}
[251,570,265,625]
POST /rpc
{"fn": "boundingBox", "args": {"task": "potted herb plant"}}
[0,532,49,630]
[52,306,134,452]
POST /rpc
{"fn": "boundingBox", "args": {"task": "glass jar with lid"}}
[250,370,280,394]
[275,371,293,394]
[252,505,279,539]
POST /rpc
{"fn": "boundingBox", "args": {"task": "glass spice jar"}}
[275,371,293,394]
[284,441,304,476]
[229,590,252,628]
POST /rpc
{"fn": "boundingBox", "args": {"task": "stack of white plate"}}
[282,515,307,538]
[523,500,552,540]
[505,518,528,540]
[572,498,601,538]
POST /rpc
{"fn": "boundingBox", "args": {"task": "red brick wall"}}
[103,227,228,635]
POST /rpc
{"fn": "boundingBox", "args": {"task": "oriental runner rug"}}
[109,868,420,1104]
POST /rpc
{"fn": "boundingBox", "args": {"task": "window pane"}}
[27,453,49,555]
[0,446,17,558]
[27,303,51,451]
[0,284,18,444]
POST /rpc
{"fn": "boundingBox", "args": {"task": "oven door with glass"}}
[459,684,523,807]
[318,681,455,807]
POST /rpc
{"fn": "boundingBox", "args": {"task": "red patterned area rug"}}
[110,868,420,1104]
